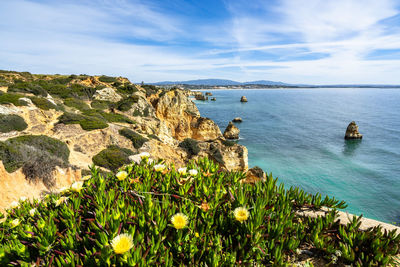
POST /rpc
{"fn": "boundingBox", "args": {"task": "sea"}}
[193,88,400,224]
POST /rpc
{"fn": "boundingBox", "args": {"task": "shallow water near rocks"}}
[194,88,400,223]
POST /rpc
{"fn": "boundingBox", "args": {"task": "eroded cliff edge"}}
[0,71,247,209]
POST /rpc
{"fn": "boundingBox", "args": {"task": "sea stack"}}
[205,92,213,96]
[223,121,240,139]
[211,97,216,101]
[232,117,242,122]
[345,121,363,140]
[240,96,248,102]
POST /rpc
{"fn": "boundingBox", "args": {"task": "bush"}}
[0,135,69,173]
[115,95,139,112]
[63,98,90,111]
[92,145,134,171]
[178,138,200,155]
[58,112,109,131]
[29,96,58,110]
[22,154,64,188]
[0,114,28,133]
[0,158,398,266]
[119,128,149,149]
[82,110,134,124]
[90,100,111,110]
[98,75,118,83]
[8,81,47,96]
[117,84,139,94]
[0,93,26,106]
[132,107,150,117]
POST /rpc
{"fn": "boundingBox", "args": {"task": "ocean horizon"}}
[195,88,400,224]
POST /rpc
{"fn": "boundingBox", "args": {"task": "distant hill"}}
[150,79,292,86]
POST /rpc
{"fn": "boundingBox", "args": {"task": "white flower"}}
[59,186,69,193]
[19,196,28,202]
[139,152,150,159]
[29,208,37,217]
[10,201,19,209]
[11,219,20,228]
[188,169,198,176]
[154,164,166,172]
[177,167,187,175]
[70,181,84,192]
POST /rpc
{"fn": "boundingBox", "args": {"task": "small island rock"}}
[232,117,242,123]
[345,121,363,140]
[240,96,248,102]
[195,94,208,101]
[223,121,240,139]
[211,97,216,101]
[205,92,213,96]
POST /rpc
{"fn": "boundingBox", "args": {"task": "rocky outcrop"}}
[195,94,208,101]
[154,89,222,141]
[211,97,216,101]
[243,166,266,183]
[223,121,240,139]
[0,161,81,213]
[93,87,122,102]
[204,139,248,171]
[240,96,248,102]
[205,92,213,96]
[345,121,363,140]
[232,117,242,122]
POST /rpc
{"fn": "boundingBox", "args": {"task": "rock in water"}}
[345,121,363,139]
[211,97,216,101]
[240,96,248,102]
[232,117,242,123]
[223,121,240,139]
[205,92,213,96]
[243,166,266,183]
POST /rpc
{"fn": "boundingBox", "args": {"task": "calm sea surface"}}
[194,88,400,223]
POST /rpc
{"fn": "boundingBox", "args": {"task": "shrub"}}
[0,135,69,173]
[0,114,28,133]
[92,145,134,171]
[119,128,149,149]
[82,109,134,124]
[115,95,139,112]
[63,98,90,111]
[90,100,111,110]
[8,81,47,96]
[148,134,161,141]
[29,96,58,110]
[117,84,139,94]
[58,112,109,131]
[22,154,64,188]
[98,75,118,83]
[0,93,26,106]
[178,138,200,155]
[132,107,150,117]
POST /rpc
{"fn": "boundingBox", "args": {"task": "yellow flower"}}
[234,207,249,222]
[195,232,200,238]
[171,213,188,229]
[29,208,37,217]
[139,152,150,159]
[55,197,68,207]
[177,167,187,175]
[189,169,198,176]
[11,219,20,228]
[116,171,128,181]
[10,201,19,209]
[59,186,69,194]
[70,181,84,192]
[111,233,134,254]
[81,175,92,181]
[154,164,166,172]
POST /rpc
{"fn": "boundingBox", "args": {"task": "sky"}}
[1,0,400,84]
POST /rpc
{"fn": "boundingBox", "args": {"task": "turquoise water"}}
[194,88,400,223]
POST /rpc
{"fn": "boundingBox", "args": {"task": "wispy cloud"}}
[0,0,400,83]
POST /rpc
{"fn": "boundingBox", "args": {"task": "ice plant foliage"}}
[0,158,398,266]
[171,213,188,229]
[111,233,134,254]
[116,171,128,181]
[234,207,249,222]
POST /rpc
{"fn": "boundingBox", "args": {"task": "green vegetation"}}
[81,110,134,124]
[178,138,200,155]
[28,96,58,110]
[90,100,111,110]
[132,107,150,117]
[92,145,134,171]
[113,95,139,112]
[0,114,28,133]
[117,84,138,95]
[0,158,398,266]
[148,134,161,141]
[0,135,69,186]
[0,93,26,106]
[142,84,158,97]
[119,128,149,149]
[63,98,90,111]
[58,112,108,131]
[221,139,236,147]
[98,75,118,83]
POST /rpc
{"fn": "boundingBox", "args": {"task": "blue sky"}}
[1,0,400,84]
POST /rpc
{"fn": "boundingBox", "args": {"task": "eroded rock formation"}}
[240,96,248,102]
[223,121,240,139]
[345,121,363,140]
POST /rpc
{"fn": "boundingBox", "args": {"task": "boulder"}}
[232,117,242,123]
[211,97,216,101]
[240,96,248,102]
[93,87,123,102]
[345,121,363,140]
[243,166,266,183]
[195,94,208,101]
[205,92,213,96]
[223,121,239,139]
